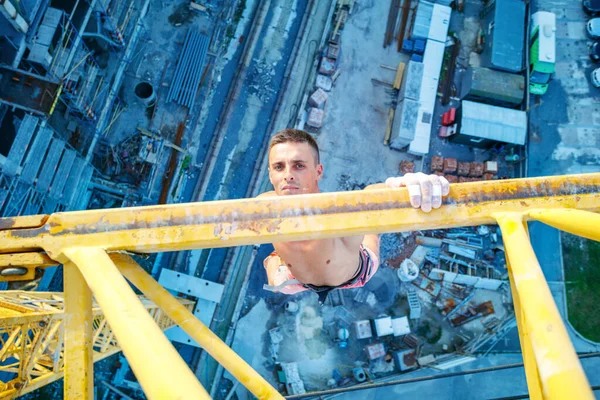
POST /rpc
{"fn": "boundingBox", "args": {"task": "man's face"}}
[268,142,323,196]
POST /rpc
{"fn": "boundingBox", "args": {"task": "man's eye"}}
[274,165,283,171]
[296,164,304,169]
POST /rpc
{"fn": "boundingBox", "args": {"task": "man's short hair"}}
[269,129,320,164]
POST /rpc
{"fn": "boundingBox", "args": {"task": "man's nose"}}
[285,167,295,181]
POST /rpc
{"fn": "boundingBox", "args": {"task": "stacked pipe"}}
[167,29,209,109]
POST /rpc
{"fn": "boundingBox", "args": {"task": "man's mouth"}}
[282,185,299,190]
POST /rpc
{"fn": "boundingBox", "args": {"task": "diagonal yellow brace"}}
[63,247,210,400]
[495,213,593,400]
[503,222,543,400]
[528,209,600,242]
[111,253,284,400]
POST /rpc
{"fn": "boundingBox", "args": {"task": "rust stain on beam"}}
[0,174,598,260]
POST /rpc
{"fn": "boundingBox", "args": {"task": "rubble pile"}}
[303,2,350,131]
[248,60,277,102]
[430,156,500,183]
[99,131,162,186]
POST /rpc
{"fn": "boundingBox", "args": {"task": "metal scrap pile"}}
[415,226,507,288]
[100,132,162,186]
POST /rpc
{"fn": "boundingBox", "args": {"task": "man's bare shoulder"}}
[257,191,277,198]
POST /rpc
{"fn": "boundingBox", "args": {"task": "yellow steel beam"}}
[495,213,593,400]
[0,174,598,261]
[63,261,93,399]
[0,215,47,230]
[529,209,600,242]
[0,173,598,399]
[112,253,285,400]
[62,247,210,400]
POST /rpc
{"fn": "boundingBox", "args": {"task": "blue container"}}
[401,39,414,53]
[411,53,423,62]
[413,38,426,55]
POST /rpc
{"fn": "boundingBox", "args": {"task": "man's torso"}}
[269,235,364,286]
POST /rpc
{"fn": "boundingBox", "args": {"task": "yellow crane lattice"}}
[0,173,599,399]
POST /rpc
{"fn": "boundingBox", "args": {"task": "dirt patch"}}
[562,232,600,342]
[168,3,197,26]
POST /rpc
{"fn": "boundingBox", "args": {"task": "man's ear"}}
[316,164,324,181]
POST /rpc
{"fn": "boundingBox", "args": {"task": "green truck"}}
[529,11,556,95]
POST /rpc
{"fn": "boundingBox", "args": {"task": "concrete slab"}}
[318,1,417,191]
[159,268,225,347]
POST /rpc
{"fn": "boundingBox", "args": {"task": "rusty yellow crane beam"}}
[0,173,598,399]
[0,291,194,399]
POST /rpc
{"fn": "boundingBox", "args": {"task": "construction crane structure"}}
[0,291,193,398]
[0,173,599,399]
[1,0,148,126]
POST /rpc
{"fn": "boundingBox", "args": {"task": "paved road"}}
[328,354,600,400]
[155,1,309,281]
[529,0,600,300]
[197,0,308,282]
[505,0,600,358]
[469,0,599,355]
[529,1,600,177]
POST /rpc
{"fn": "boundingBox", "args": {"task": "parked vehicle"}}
[592,67,600,88]
[587,18,600,38]
[530,11,556,95]
[591,41,600,61]
[583,0,600,16]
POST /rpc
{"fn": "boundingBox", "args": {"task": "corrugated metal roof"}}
[460,67,524,105]
[460,101,527,145]
[71,165,93,210]
[412,1,434,40]
[27,8,63,65]
[3,114,39,177]
[412,2,451,43]
[489,0,525,72]
[50,149,76,197]
[36,138,64,192]
[20,127,53,185]
[61,157,84,206]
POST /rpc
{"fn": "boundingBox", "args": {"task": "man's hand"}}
[385,172,450,212]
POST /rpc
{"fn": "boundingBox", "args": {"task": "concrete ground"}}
[205,0,600,398]
[317,0,418,191]
[224,3,516,397]
[325,354,600,400]
[526,0,600,355]
[426,0,523,178]
[529,0,600,177]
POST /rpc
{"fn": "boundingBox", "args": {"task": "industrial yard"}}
[1,0,599,399]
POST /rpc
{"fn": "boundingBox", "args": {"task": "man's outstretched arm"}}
[364,172,450,213]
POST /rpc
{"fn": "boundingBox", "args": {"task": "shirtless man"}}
[258,129,450,304]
